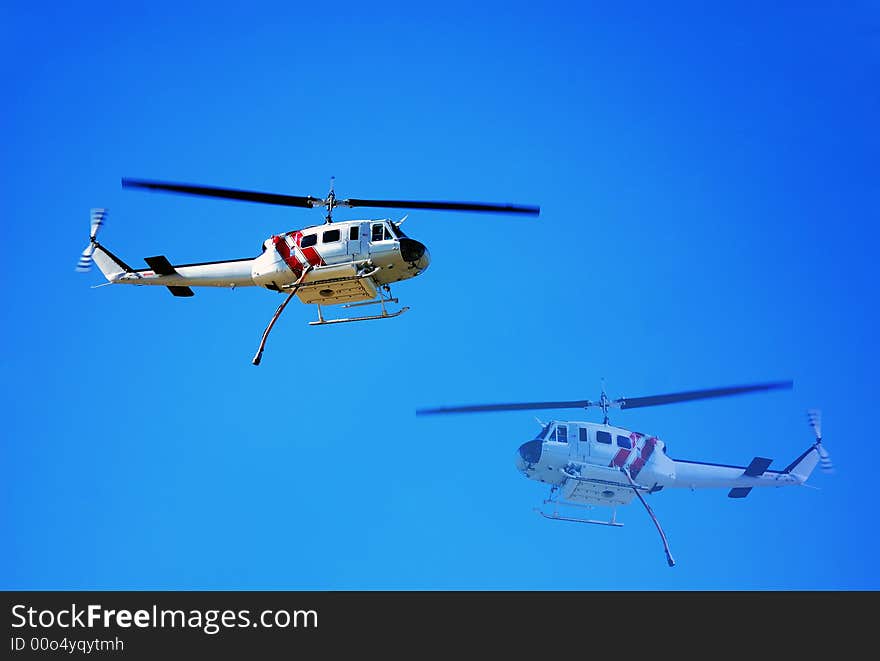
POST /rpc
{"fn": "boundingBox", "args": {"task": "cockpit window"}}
[596,430,612,444]
[393,222,407,238]
[616,435,632,449]
[371,223,385,242]
[555,426,568,443]
[322,229,340,243]
[301,233,317,248]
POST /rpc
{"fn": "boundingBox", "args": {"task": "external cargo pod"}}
[295,263,379,305]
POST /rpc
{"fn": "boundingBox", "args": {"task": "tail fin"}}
[785,446,820,483]
[91,243,132,281]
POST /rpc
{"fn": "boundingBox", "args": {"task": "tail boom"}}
[125,258,256,287]
[666,459,798,492]
[94,249,257,289]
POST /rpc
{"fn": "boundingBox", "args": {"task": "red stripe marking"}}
[629,456,646,477]
[272,235,303,277]
[630,437,657,479]
[300,246,325,267]
[610,448,631,468]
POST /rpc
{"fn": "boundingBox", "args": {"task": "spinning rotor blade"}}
[76,243,95,272]
[807,409,833,473]
[122,178,539,216]
[416,380,792,417]
[343,198,540,216]
[417,400,594,416]
[615,381,793,410]
[75,208,108,272]
[122,179,322,208]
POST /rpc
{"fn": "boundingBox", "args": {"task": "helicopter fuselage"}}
[93,218,430,307]
[516,420,814,507]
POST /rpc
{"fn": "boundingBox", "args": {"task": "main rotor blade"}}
[344,198,540,215]
[616,381,793,410]
[416,400,593,416]
[122,179,321,208]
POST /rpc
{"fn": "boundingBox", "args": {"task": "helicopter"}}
[77,178,540,365]
[416,380,832,567]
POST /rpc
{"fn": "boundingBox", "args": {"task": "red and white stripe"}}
[272,231,325,277]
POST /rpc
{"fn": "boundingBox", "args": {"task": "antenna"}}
[599,378,610,424]
[325,176,336,223]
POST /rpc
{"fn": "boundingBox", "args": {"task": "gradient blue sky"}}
[2,1,878,589]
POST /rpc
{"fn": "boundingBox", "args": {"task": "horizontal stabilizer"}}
[145,255,177,275]
[167,286,194,297]
[728,487,752,498]
[744,456,773,477]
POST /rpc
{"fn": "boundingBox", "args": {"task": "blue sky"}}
[2,1,878,589]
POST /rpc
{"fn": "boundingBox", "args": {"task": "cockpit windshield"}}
[372,222,400,242]
[391,222,407,238]
[534,424,552,442]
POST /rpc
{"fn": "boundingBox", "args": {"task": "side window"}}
[556,426,568,444]
[322,229,340,243]
[617,435,632,449]
[371,223,385,242]
[579,428,588,443]
[596,431,612,444]
[384,224,396,240]
[349,225,359,241]
[301,234,317,248]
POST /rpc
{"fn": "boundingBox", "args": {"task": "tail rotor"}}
[75,208,107,273]
[807,409,833,474]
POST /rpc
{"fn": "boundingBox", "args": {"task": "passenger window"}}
[322,229,340,243]
[301,234,317,248]
[349,225,359,241]
[579,428,588,443]
[596,431,612,444]
[617,435,632,449]
[371,224,385,242]
[556,426,568,444]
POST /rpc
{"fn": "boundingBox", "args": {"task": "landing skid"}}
[535,491,623,527]
[309,289,409,326]
[536,508,624,527]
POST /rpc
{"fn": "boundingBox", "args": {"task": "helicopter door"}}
[347,223,364,258]
[577,426,590,460]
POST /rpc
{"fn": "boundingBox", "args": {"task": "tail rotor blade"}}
[807,409,833,473]
[76,243,95,272]
[90,208,107,240]
[817,445,834,474]
[78,208,107,272]
[807,409,822,440]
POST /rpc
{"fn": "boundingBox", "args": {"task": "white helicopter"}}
[77,178,539,364]
[417,381,832,567]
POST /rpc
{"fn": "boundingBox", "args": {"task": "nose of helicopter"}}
[514,440,543,471]
[400,238,430,271]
